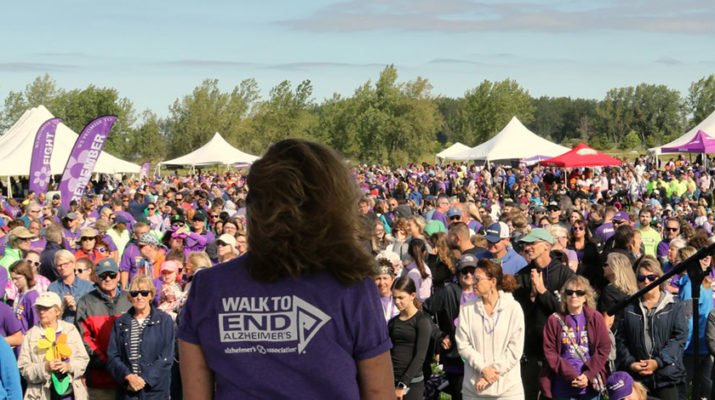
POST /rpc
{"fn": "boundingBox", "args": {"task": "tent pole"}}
[7,176,12,199]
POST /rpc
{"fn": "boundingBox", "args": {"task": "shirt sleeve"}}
[346,279,392,361]
[177,270,205,345]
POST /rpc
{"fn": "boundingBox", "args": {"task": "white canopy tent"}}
[159,132,259,167]
[649,110,715,155]
[0,105,141,176]
[436,142,471,161]
[448,116,569,161]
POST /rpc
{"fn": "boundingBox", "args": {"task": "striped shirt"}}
[129,317,149,374]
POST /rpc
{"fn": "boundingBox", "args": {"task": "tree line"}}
[1,68,714,165]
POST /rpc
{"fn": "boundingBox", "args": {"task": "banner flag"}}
[58,115,117,209]
[29,117,62,194]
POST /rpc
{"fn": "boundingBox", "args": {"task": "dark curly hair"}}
[246,139,373,285]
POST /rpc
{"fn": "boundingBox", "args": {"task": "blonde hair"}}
[129,275,156,297]
[187,251,212,273]
[54,249,75,265]
[607,252,638,295]
[560,275,597,312]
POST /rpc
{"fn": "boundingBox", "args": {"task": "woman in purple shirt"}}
[9,260,39,334]
[178,139,393,399]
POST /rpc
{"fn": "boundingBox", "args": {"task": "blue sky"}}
[1,0,714,118]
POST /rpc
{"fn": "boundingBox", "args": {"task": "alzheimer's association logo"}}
[219,295,331,354]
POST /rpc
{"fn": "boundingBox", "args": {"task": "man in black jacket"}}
[513,228,574,400]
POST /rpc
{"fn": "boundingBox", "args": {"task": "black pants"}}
[651,384,679,400]
[521,356,544,400]
[446,373,463,400]
[404,380,425,400]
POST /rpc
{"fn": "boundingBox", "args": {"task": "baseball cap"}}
[457,253,478,271]
[35,292,62,308]
[485,222,510,243]
[217,234,237,248]
[96,258,119,275]
[113,215,130,225]
[606,371,634,400]
[447,207,462,219]
[547,201,560,211]
[160,260,181,273]
[193,210,207,222]
[64,212,79,220]
[613,211,630,222]
[519,228,554,245]
[394,205,413,219]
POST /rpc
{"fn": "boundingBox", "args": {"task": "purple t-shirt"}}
[13,289,39,333]
[119,242,144,281]
[0,302,22,337]
[178,256,392,399]
[552,312,591,398]
[431,211,448,229]
[593,222,615,243]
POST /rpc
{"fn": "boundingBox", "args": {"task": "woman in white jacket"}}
[456,259,525,400]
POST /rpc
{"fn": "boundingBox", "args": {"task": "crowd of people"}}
[0,142,713,400]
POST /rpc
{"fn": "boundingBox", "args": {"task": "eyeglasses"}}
[129,290,151,298]
[99,272,118,280]
[217,241,231,247]
[24,259,40,267]
[637,274,658,283]
[565,289,586,297]
[97,247,107,253]
[172,222,185,227]
[29,210,40,213]
[210,214,219,218]
[175,197,183,201]
[75,268,87,274]
[80,237,95,241]
[572,226,585,232]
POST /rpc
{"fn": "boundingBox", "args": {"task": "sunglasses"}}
[148,207,156,211]
[172,222,185,227]
[97,247,107,253]
[565,289,586,297]
[449,216,461,221]
[80,237,95,241]
[665,227,679,232]
[460,267,476,276]
[75,268,87,274]
[24,259,40,267]
[572,226,585,232]
[217,241,231,247]
[99,272,118,280]
[129,290,151,298]
[637,274,658,283]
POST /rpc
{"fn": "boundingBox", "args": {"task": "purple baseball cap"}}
[606,371,633,400]
[613,211,630,222]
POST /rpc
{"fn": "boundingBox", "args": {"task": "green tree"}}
[1,74,60,131]
[459,79,534,144]
[241,80,317,153]
[687,74,715,124]
[165,79,258,157]
[52,86,137,157]
[622,130,641,149]
[126,110,166,162]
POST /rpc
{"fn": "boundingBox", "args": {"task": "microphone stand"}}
[607,242,715,398]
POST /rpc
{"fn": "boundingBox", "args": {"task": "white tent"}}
[0,105,141,176]
[159,132,259,167]
[436,142,471,161]
[649,110,715,155]
[448,116,569,161]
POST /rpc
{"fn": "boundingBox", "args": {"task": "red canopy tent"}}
[539,143,622,168]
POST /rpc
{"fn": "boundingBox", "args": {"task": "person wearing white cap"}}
[216,234,238,264]
[477,222,528,275]
[18,291,90,399]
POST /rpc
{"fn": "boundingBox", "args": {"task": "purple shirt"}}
[178,256,391,399]
[13,289,39,333]
[0,301,21,337]
[430,211,448,230]
[552,312,590,398]
[119,242,144,282]
[593,222,615,243]
[657,239,671,261]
